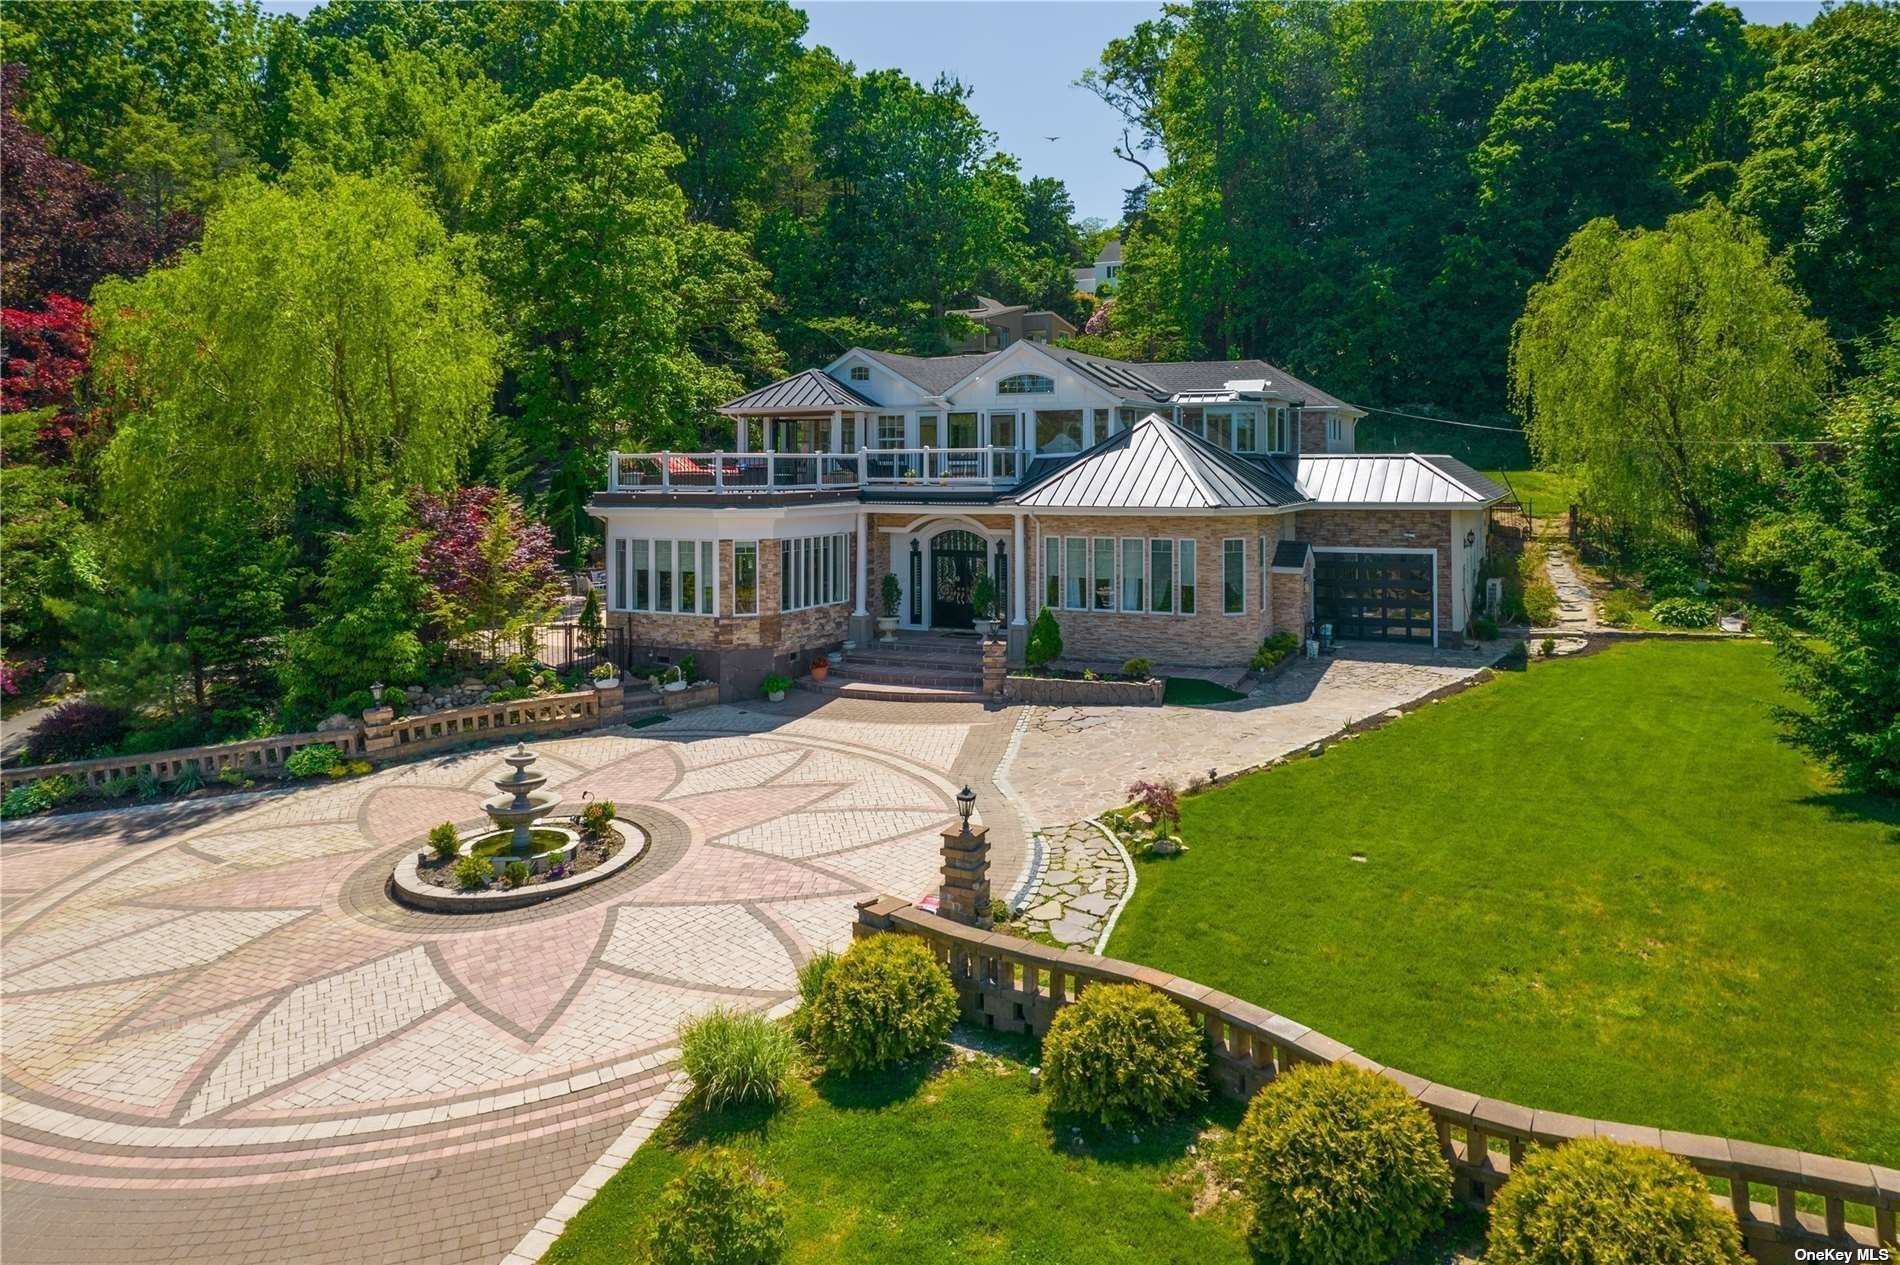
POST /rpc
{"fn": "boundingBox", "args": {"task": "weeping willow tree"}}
[1509,204,1834,555]
[88,170,500,549]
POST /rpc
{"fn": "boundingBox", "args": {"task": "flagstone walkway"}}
[0,697,1024,1265]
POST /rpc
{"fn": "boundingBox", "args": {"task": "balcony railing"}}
[607,448,1024,493]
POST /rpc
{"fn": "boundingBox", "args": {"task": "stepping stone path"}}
[1010,822,1130,950]
[1543,548,1597,631]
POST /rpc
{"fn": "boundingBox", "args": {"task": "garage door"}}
[1313,551,1435,642]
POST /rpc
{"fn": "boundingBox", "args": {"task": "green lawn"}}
[1113,641,1900,1165]
[1164,676,1248,706]
[1483,468,1578,519]
[546,1038,1258,1265]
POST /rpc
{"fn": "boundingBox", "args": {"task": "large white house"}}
[589,339,1504,697]
[1072,238,1123,294]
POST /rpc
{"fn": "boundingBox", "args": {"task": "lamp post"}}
[937,784,991,928]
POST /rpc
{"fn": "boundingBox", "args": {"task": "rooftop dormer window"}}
[998,373,1054,395]
[849,365,870,381]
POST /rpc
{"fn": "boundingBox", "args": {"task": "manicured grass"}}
[1483,467,1578,518]
[1163,677,1247,706]
[1113,641,1900,1165]
[545,1038,1255,1265]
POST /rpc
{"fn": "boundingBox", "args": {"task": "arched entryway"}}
[928,529,987,629]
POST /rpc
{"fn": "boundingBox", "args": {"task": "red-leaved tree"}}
[1,64,197,310]
[1,294,98,457]
[411,486,564,659]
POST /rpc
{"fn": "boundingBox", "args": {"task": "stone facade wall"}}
[1298,410,1330,454]
[1292,508,1459,641]
[1269,558,1312,639]
[1025,513,1275,667]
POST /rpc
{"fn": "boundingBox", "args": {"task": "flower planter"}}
[810,660,830,682]
[876,616,899,644]
[767,689,786,703]
[1003,674,1165,707]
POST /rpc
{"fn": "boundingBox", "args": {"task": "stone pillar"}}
[360,706,397,756]
[592,679,625,719]
[981,635,1007,698]
[937,786,991,928]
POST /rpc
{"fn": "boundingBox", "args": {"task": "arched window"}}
[997,373,1054,395]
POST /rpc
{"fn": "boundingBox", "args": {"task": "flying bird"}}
[1044,135,1060,142]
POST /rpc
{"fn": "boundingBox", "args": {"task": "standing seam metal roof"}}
[1010,415,1307,510]
[718,368,881,414]
[1294,454,1506,505]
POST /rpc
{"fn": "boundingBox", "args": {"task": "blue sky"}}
[259,0,1829,225]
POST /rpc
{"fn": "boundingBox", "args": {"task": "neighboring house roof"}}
[1096,239,1123,264]
[719,368,880,414]
[952,295,1026,318]
[1295,454,1505,506]
[859,349,998,395]
[1071,266,1092,283]
[1012,414,1307,511]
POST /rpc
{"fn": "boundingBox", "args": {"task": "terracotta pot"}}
[810,660,830,682]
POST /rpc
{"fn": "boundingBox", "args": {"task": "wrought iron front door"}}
[929,530,986,629]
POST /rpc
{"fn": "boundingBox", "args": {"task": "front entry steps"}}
[805,631,990,703]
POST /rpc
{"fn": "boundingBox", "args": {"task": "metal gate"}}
[929,530,986,629]
[1313,551,1435,642]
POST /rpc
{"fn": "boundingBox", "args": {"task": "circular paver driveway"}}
[1,704,986,1264]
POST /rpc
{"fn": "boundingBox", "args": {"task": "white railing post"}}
[859,448,868,485]
[715,451,724,490]
[660,452,671,489]
[609,449,620,490]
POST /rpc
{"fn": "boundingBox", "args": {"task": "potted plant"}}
[810,654,829,682]
[877,573,902,643]
[589,661,620,690]
[970,573,998,637]
[761,673,792,703]
[661,664,687,692]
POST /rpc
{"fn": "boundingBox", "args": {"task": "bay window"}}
[615,537,715,615]
[734,543,758,615]
[779,533,850,612]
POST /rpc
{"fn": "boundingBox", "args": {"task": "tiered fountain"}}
[484,743,562,855]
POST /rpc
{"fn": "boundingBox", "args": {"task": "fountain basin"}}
[390,819,647,913]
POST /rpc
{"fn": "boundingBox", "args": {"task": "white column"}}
[854,511,870,617]
[1011,513,1027,626]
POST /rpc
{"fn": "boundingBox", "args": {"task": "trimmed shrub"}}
[1486,1137,1746,1265]
[808,933,958,1075]
[679,1008,795,1110]
[1522,580,1559,626]
[789,950,837,1047]
[1025,606,1064,667]
[1042,983,1205,1127]
[24,700,128,763]
[428,822,461,860]
[648,1147,786,1265]
[503,860,531,888]
[452,855,492,891]
[1472,615,1500,640]
[285,743,343,778]
[1651,596,1715,627]
[1121,657,1153,678]
[1233,1061,1450,1265]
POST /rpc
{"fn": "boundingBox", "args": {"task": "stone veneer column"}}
[937,787,992,928]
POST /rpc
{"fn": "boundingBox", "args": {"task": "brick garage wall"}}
[1026,513,1274,667]
[1269,560,1311,638]
[1293,509,1460,641]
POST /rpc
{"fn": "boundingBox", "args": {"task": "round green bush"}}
[1233,1061,1450,1265]
[1486,1137,1746,1265]
[808,933,958,1075]
[1651,596,1715,628]
[427,821,461,860]
[680,1008,795,1110]
[452,855,492,891]
[648,1147,785,1265]
[1041,983,1204,1127]
[285,742,343,778]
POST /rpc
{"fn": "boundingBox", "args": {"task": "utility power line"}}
[1358,404,1838,447]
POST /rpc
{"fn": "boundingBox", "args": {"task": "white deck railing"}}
[607,448,1024,493]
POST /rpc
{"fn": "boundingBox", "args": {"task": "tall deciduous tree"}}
[1510,204,1834,553]
[88,171,500,548]
[1757,321,1900,796]
[412,486,562,658]
[469,76,780,549]
[1733,2,1900,358]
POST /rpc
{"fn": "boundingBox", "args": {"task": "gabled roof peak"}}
[1012,413,1306,511]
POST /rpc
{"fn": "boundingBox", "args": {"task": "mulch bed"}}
[415,830,623,892]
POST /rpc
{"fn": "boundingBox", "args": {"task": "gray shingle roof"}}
[1011,415,1307,510]
[1295,454,1505,506]
[859,349,999,395]
[719,369,880,414]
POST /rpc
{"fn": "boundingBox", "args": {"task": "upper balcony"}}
[606,447,1027,495]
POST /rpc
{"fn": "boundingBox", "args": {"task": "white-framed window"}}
[1179,539,1198,614]
[1093,537,1115,610]
[1064,536,1087,609]
[1120,537,1144,611]
[998,373,1054,395]
[778,533,850,612]
[618,538,714,615]
[1223,538,1245,614]
[1326,416,1343,448]
[1044,535,1060,608]
[1036,410,1085,454]
[876,415,905,448]
[1150,539,1174,613]
[988,411,1018,449]
[849,365,870,381]
[1265,407,1291,454]
[734,542,758,616]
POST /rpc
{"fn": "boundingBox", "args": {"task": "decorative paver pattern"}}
[1,697,1023,1265]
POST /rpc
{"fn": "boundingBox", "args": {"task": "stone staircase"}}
[807,631,989,702]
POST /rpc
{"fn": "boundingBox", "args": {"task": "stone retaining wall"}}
[855,898,1896,1264]
[1003,675,1164,707]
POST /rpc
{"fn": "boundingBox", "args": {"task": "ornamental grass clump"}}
[648,1147,786,1265]
[679,1008,795,1111]
[807,933,958,1075]
[1485,1137,1746,1265]
[1232,1061,1449,1265]
[1041,983,1204,1127]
